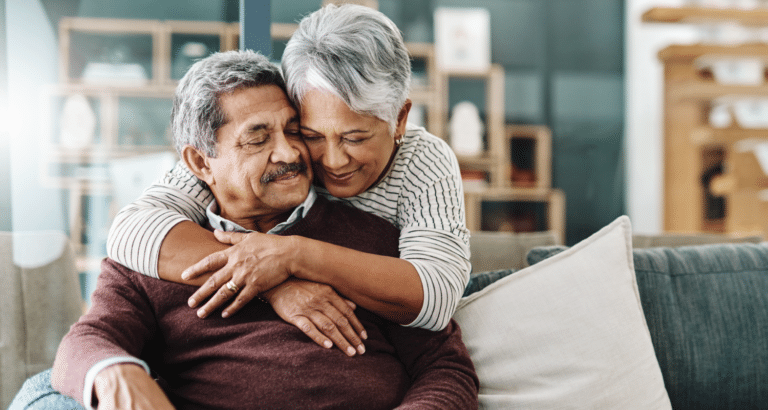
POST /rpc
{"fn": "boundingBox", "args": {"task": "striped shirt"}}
[106,124,471,331]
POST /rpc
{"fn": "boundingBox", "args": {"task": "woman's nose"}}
[322,142,349,170]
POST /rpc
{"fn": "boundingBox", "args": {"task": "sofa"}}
[4,220,768,409]
[458,217,766,409]
[1,232,83,409]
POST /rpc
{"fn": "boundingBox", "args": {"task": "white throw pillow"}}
[455,216,672,409]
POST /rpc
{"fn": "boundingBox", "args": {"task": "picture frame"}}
[434,7,491,73]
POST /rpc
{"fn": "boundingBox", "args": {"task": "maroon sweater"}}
[53,196,479,409]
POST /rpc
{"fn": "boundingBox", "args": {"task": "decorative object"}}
[449,101,484,156]
[173,42,209,79]
[434,7,491,73]
[733,97,768,128]
[82,45,148,85]
[59,94,96,148]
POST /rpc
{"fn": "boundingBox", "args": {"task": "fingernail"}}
[188,298,196,307]
[197,308,206,318]
[222,311,229,318]
[181,272,189,280]
[323,340,332,349]
[357,345,365,355]
[346,347,356,356]
[360,330,368,340]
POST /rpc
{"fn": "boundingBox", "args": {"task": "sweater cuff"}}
[84,357,150,410]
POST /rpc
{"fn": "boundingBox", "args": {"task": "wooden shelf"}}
[643,6,768,26]
[659,43,768,61]
[692,126,768,146]
[647,7,768,237]
[464,188,565,243]
[54,16,564,243]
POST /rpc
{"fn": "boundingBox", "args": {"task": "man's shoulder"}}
[314,196,398,232]
[288,196,400,257]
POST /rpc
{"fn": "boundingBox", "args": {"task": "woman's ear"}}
[181,145,215,186]
[395,99,412,137]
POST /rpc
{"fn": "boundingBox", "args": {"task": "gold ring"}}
[226,280,239,294]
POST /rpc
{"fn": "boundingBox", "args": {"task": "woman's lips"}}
[324,170,355,183]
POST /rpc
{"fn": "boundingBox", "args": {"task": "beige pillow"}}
[454,216,671,409]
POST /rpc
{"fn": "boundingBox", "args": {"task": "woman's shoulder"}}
[397,124,461,178]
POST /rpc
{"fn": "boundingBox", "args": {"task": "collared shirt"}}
[206,186,317,234]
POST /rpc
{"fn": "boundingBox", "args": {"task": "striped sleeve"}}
[106,161,214,278]
[398,134,471,331]
[401,228,471,331]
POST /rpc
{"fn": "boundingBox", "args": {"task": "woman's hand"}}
[264,278,368,356]
[183,230,297,319]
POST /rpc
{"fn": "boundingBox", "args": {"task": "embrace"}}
[12,4,478,410]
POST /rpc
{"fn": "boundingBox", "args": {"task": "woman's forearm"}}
[158,221,229,285]
[290,236,423,324]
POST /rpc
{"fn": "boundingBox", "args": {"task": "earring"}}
[395,136,404,147]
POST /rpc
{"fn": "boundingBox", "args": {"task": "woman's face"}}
[299,89,408,198]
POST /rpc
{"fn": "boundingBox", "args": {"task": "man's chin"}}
[267,177,311,202]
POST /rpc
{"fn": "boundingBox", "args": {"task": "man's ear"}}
[181,145,215,186]
[395,99,412,137]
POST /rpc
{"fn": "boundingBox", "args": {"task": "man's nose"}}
[271,133,301,163]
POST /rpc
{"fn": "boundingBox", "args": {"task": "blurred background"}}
[1,0,767,302]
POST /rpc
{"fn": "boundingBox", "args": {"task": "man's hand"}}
[94,364,174,410]
[264,278,368,357]
[183,231,296,318]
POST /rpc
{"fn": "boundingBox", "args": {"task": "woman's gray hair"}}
[282,4,411,134]
[172,49,286,157]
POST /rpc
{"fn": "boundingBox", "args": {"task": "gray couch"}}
[466,231,767,410]
[1,232,83,409]
[5,229,767,409]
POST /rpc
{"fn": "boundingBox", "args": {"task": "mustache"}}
[260,162,308,184]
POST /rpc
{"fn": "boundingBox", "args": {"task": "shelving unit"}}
[645,7,768,237]
[51,15,566,250]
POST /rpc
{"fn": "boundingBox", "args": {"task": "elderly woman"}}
[107,4,470,355]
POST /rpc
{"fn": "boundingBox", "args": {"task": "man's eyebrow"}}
[247,123,269,133]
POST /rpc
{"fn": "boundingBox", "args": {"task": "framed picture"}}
[434,7,491,73]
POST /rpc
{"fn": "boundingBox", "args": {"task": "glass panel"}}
[171,33,221,80]
[70,32,153,84]
[117,96,173,147]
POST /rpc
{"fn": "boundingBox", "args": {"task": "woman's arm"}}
[186,231,423,325]
[107,161,214,279]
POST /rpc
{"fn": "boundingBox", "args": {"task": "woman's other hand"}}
[264,278,367,356]
[183,230,296,318]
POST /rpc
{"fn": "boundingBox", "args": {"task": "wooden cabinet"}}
[645,7,768,237]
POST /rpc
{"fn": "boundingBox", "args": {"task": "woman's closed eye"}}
[301,133,324,142]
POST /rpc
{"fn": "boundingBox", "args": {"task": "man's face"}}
[204,84,312,229]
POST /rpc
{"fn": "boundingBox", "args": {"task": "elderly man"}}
[40,50,478,410]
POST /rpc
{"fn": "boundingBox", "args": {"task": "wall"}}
[0,0,11,231]
[6,0,65,233]
[625,0,697,234]
[279,0,628,245]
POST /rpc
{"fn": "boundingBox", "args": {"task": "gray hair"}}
[282,4,411,133]
[172,49,286,157]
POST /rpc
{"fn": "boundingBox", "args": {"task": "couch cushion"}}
[469,230,560,271]
[528,241,768,410]
[0,232,83,409]
[454,216,671,409]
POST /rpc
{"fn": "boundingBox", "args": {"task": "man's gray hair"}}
[172,49,286,157]
[282,4,411,133]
